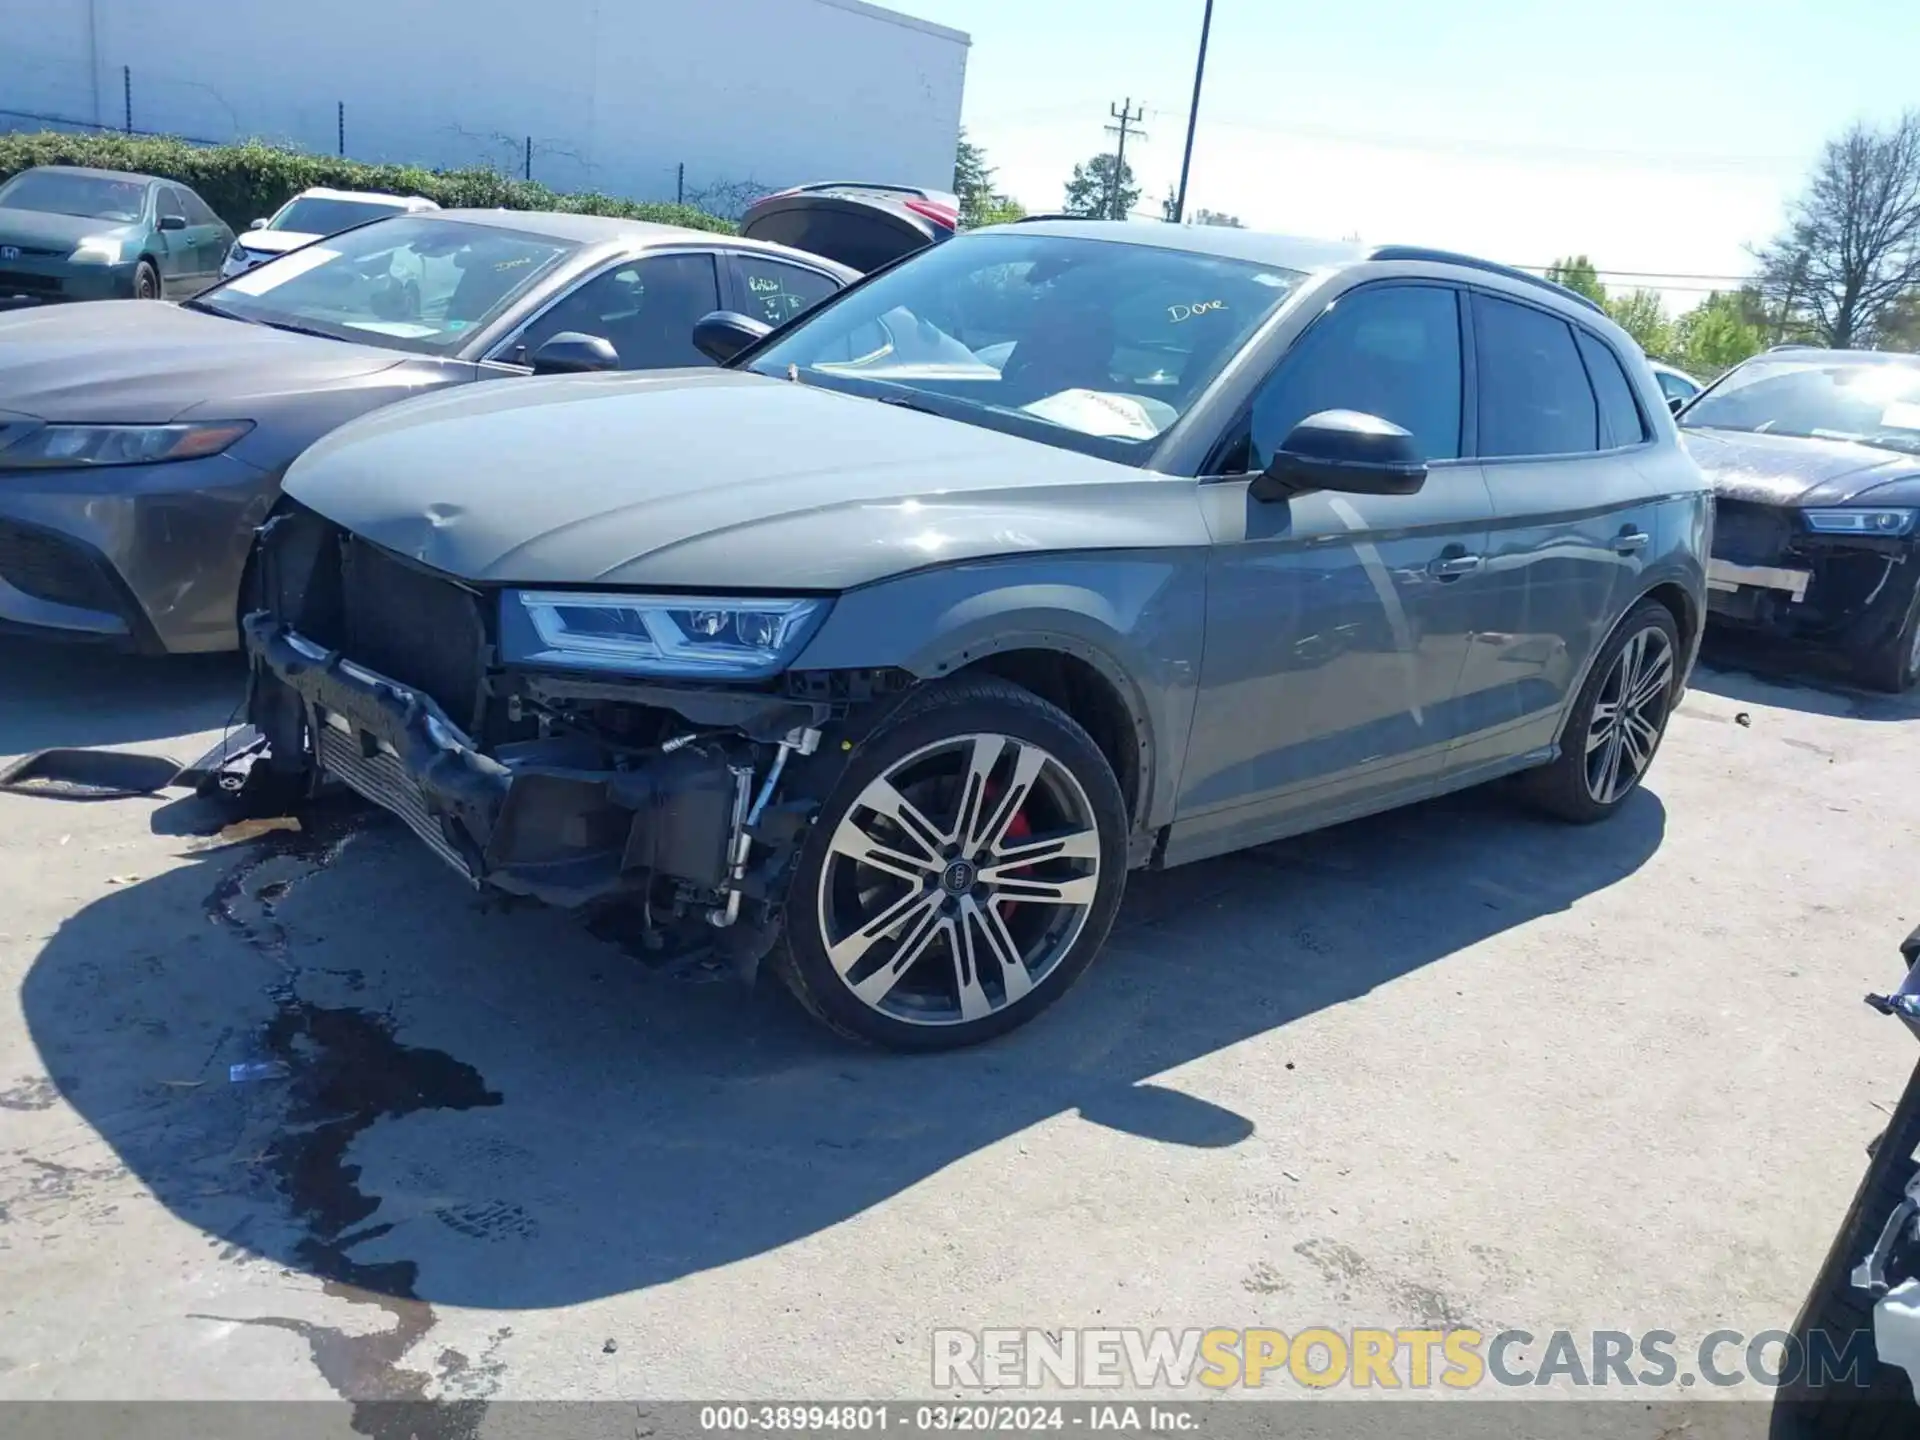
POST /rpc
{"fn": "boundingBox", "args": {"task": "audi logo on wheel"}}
[0,246,18,261]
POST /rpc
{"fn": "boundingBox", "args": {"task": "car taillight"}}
[903,198,959,230]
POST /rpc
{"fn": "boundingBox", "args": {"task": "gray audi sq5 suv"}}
[243,221,1711,1049]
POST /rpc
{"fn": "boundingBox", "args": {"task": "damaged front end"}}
[241,502,895,969]
[1706,497,1916,653]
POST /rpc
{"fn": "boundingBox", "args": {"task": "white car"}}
[218,187,439,278]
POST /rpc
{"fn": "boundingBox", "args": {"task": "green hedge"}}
[0,131,734,235]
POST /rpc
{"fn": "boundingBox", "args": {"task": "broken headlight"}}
[1803,507,1918,536]
[500,591,829,678]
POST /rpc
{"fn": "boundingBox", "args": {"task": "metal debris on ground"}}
[228,1061,292,1084]
[1735,712,1753,727]
[192,816,304,851]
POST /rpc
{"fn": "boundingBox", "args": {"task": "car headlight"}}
[500,591,829,678]
[0,422,255,469]
[67,236,124,264]
[1802,507,1918,536]
[226,241,248,265]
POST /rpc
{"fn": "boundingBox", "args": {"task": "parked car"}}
[1770,920,1920,1437]
[1650,359,1703,412]
[0,208,859,654]
[219,186,440,279]
[0,164,233,304]
[241,223,1710,1050]
[1682,347,1920,690]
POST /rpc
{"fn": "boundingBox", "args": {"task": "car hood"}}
[284,369,1202,590]
[0,300,411,423]
[0,208,138,252]
[1681,427,1920,507]
[237,229,321,257]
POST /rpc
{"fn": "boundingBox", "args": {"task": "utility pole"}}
[1172,0,1215,224]
[1104,98,1146,219]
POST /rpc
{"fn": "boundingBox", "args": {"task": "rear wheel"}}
[1518,598,1680,823]
[776,678,1129,1051]
[132,260,159,301]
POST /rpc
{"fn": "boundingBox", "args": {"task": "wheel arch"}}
[1551,579,1695,750]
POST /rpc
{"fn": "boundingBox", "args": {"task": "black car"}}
[1682,347,1920,690]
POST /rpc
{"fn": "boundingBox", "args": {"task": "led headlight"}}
[68,236,124,264]
[501,591,829,678]
[0,422,254,469]
[1803,507,1918,536]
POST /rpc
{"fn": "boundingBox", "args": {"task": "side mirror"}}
[529,331,620,375]
[1250,410,1428,501]
[692,309,773,365]
[157,214,188,232]
[1667,394,1687,417]
[248,218,269,231]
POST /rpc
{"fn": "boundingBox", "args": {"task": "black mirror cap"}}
[692,310,773,365]
[1250,409,1428,501]
[1667,394,1688,417]
[157,214,188,232]
[529,331,620,375]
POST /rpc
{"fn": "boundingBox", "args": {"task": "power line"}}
[1104,98,1146,221]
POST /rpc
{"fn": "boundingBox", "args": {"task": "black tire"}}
[1518,598,1681,824]
[1855,573,1920,695]
[775,676,1129,1052]
[132,260,160,301]
[1770,1056,1920,1439]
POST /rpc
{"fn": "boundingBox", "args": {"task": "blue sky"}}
[886,0,1919,315]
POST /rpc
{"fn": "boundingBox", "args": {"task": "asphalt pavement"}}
[1,633,1916,1421]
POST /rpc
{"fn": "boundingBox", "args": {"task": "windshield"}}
[748,233,1305,463]
[1682,357,1920,457]
[0,171,146,222]
[194,215,577,355]
[272,195,410,236]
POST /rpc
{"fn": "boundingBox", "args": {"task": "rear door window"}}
[1474,293,1599,457]
[733,255,840,326]
[177,187,220,228]
[1574,329,1649,448]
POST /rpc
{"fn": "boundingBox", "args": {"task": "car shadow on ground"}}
[0,636,244,757]
[1692,632,1920,724]
[17,780,1665,1399]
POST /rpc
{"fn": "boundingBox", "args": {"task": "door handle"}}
[1613,529,1651,554]
[1427,553,1484,579]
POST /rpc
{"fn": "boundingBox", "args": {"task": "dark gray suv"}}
[243,222,1711,1050]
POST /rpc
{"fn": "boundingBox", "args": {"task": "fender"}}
[791,553,1208,835]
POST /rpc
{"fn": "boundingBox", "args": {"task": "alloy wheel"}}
[816,733,1103,1027]
[1584,625,1675,806]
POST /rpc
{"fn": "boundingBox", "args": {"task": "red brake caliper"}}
[981,782,1032,921]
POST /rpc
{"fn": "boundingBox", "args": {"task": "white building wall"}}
[0,0,969,207]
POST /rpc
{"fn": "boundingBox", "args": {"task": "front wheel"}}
[1856,572,1920,695]
[776,677,1129,1051]
[1518,598,1681,823]
[132,260,160,301]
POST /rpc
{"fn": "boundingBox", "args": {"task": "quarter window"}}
[1574,329,1649,448]
[1249,284,1463,467]
[1474,293,1599,457]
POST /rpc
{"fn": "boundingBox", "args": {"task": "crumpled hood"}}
[1682,427,1920,507]
[0,300,409,423]
[285,369,1203,591]
[235,229,321,258]
[0,207,135,253]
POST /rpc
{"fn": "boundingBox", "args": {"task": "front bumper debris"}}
[1707,499,1913,650]
[244,612,745,908]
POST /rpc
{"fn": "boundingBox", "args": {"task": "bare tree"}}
[1756,110,1920,348]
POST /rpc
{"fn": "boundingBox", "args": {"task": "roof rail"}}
[1366,245,1605,313]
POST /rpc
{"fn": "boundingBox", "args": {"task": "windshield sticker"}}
[1882,401,1920,431]
[1168,300,1226,323]
[342,320,444,339]
[220,245,340,295]
[1022,388,1170,440]
[1251,273,1291,288]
